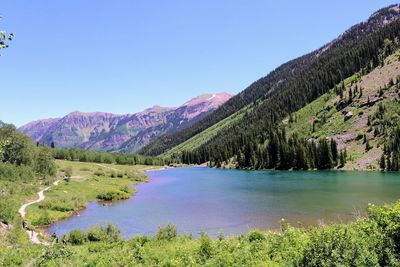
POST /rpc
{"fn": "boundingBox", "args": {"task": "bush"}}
[97,190,130,201]
[248,230,265,242]
[68,229,87,245]
[302,223,382,266]
[87,224,121,242]
[0,198,18,224]
[155,224,178,241]
[0,163,36,182]
[198,232,213,261]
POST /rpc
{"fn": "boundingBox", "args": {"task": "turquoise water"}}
[48,167,400,237]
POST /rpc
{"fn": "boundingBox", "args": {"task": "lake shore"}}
[47,166,400,239]
[24,160,161,238]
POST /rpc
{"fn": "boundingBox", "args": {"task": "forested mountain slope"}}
[139,4,400,157]
[282,49,400,171]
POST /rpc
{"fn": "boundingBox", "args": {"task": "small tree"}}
[380,155,386,171]
[35,147,56,181]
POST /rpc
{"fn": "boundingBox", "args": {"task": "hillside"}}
[142,4,400,171]
[284,49,400,170]
[161,105,252,158]
[19,93,232,153]
[139,4,400,157]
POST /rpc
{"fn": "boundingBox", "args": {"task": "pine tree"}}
[380,154,386,171]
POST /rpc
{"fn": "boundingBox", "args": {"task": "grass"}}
[4,200,400,266]
[25,160,159,227]
[282,49,400,170]
[285,73,359,139]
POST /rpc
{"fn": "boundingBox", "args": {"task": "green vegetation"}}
[142,13,400,173]
[25,160,157,226]
[285,74,360,139]
[53,147,170,166]
[162,105,252,158]
[3,6,400,266]
[2,201,400,266]
[0,121,162,266]
[0,124,56,224]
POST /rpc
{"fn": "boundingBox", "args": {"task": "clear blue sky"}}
[0,0,397,126]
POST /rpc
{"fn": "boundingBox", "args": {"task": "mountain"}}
[139,4,400,171]
[19,92,233,152]
[282,49,400,170]
[139,4,400,157]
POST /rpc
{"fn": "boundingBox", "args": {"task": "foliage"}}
[25,160,152,226]
[0,124,35,166]
[67,229,87,245]
[34,147,57,179]
[53,147,169,167]
[0,123,52,223]
[87,224,121,242]
[16,200,400,266]
[96,190,131,201]
[155,224,178,241]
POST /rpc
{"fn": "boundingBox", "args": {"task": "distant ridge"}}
[19,92,233,152]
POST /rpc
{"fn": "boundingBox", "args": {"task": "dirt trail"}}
[18,180,60,245]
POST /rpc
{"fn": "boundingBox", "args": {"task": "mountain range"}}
[19,93,232,152]
[138,4,400,171]
[17,4,400,171]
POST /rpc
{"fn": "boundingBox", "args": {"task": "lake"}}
[48,167,400,237]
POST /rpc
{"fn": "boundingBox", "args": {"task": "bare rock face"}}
[344,111,353,121]
[19,92,233,152]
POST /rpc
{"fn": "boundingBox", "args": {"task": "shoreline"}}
[28,163,161,239]
[41,164,394,239]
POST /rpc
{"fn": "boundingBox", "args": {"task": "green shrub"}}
[97,190,130,201]
[0,163,36,182]
[198,232,213,261]
[0,198,18,224]
[87,224,121,242]
[302,221,388,267]
[155,224,178,241]
[68,229,87,245]
[248,230,265,242]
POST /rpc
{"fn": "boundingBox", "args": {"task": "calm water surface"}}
[48,167,400,237]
